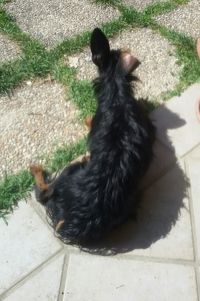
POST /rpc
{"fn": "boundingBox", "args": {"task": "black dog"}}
[30,28,155,245]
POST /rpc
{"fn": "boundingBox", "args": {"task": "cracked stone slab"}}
[155,0,200,39]
[151,83,200,157]
[0,79,87,177]
[0,33,21,63]
[64,254,198,301]
[122,0,166,11]
[67,28,181,102]
[5,0,120,48]
[0,201,61,295]
[3,254,64,301]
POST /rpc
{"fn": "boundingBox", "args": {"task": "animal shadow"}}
[82,105,190,255]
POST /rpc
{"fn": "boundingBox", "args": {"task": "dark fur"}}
[33,28,155,245]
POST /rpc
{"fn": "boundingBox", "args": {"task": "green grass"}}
[0,0,199,216]
[0,0,11,6]
[0,10,53,94]
[70,80,97,119]
[0,170,33,219]
[155,25,200,96]
[144,0,189,17]
[52,63,97,119]
[46,138,87,172]
[50,31,91,61]
[51,62,75,86]
[93,0,120,5]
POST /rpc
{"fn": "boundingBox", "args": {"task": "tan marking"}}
[85,116,93,129]
[82,155,90,163]
[55,220,65,231]
[30,164,49,190]
[120,51,140,73]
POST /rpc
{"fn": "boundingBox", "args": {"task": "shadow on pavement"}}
[82,106,190,255]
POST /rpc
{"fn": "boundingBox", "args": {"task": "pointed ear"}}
[120,52,140,74]
[197,38,200,59]
[90,28,110,69]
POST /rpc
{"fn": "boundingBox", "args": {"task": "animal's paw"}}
[30,164,45,175]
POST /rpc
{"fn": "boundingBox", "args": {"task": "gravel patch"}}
[5,0,120,48]
[65,50,97,81]
[0,33,21,63]
[0,79,87,177]
[155,0,200,39]
[122,0,166,11]
[67,28,181,102]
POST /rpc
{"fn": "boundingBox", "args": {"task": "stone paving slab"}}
[156,0,200,39]
[4,0,120,48]
[186,145,200,260]
[0,79,86,177]
[122,0,166,11]
[151,83,200,157]
[0,201,61,296]
[64,254,198,301]
[3,254,64,301]
[67,28,181,102]
[0,33,21,63]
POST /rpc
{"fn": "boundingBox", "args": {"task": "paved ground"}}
[1,83,200,300]
[0,33,21,63]
[5,0,120,48]
[0,79,86,177]
[0,0,200,300]
[156,0,200,39]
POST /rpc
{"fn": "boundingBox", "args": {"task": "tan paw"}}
[30,164,44,175]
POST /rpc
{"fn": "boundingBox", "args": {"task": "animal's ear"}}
[197,38,200,59]
[120,52,140,74]
[90,28,110,69]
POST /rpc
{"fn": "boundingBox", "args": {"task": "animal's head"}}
[90,28,140,76]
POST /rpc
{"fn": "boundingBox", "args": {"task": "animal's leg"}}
[85,116,93,130]
[30,165,54,204]
[30,164,49,190]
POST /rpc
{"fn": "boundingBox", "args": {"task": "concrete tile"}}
[5,0,120,48]
[0,201,61,295]
[151,84,200,157]
[64,254,198,301]
[67,28,181,102]
[186,145,200,259]
[122,0,166,11]
[0,79,86,177]
[3,254,64,301]
[29,192,47,221]
[0,33,21,63]
[90,162,193,260]
[156,0,200,39]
